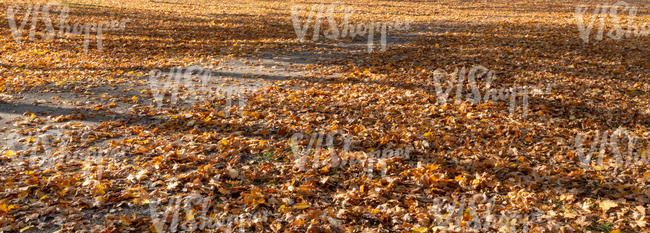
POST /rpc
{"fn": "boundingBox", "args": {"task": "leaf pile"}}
[0,0,648,232]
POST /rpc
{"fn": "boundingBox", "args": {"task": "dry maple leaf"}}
[599,199,618,212]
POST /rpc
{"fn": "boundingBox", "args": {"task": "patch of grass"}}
[587,222,614,232]
[251,151,274,163]
[262,151,274,161]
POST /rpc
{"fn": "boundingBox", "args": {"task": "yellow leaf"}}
[0,199,7,212]
[293,203,310,210]
[93,183,106,196]
[20,226,34,232]
[412,227,428,233]
[5,150,16,157]
[218,139,230,146]
[610,229,621,233]
[0,199,18,213]
[131,96,138,102]
[294,218,307,226]
[599,199,618,212]
[186,211,195,221]
[279,204,289,213]
[455,173,466,181]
